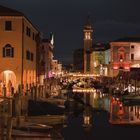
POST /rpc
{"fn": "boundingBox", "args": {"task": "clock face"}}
[85,32,91,39]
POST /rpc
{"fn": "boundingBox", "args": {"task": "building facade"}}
[110,38,140,77]
[92,43,110,76]
[0,5,39,95]
[38,38,54,85]
[51,59,62,77]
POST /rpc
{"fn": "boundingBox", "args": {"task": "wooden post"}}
[0,101,5,140]
[0,115,5,140]
[5,97,13,140]
[6,116,13,140]
[135,78,137,95]
[2,85,6,98]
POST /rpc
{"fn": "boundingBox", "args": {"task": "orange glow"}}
[0,70,16,96]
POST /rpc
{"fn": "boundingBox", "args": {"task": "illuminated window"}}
[85,32,91,39]
[5,21,12,31]
[3,44,14,57]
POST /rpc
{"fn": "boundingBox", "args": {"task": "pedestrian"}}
[2,84,6,97]
[11,86,14,96]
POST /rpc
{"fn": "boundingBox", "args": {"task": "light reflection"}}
[109,97,140,124]
[83,105,92,128]
[73,88,96,93]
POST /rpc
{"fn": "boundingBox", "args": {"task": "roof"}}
[84,15,92,30]
[93,43,110,51]
[112,37,140,42]
[42,38,50,43]
[0,5,23,16]
[0,5,39,32]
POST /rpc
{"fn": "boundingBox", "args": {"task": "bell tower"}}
[83,17,93,74]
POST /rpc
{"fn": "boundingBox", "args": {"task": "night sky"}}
[1,0,140,64]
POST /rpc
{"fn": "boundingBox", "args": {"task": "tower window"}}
[85,32,91,39]
[3,44,14,57]
[5,21,12,31]
[131,45,134,49]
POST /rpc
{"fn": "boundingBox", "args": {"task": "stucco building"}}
[51,60,62,77]
[38,37,54,85]
[92,43,110,76]
[0,5,39,95]
[110,37,140,76]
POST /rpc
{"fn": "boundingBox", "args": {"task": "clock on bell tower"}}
[83,16,93,74]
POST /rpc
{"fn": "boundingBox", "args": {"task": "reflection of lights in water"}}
[93,92,96,99]
[73,88,96,93]
[119,103,122,107]
[110,97,140,124]
[84,116,90,125]
[100,92,102,98]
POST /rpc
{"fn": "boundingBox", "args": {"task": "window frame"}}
[5,21,12,31]
[3,44,14,58]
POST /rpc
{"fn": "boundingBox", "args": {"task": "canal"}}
[61,90,140,140]
[3,89,140,140]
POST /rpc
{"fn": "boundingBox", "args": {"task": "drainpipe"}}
[21,17,24,92]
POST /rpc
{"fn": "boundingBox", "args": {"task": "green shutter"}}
[11,47,14,57]
[3,48,5,57]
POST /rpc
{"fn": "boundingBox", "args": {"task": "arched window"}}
[3,44,14,57]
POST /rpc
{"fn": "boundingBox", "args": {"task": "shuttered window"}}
[3,44,14,57]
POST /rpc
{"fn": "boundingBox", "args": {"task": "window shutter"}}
[3,48,5,57]
[11,47,14,57]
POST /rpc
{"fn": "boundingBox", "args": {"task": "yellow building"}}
[0,5,39,95]
[92,43,110,76]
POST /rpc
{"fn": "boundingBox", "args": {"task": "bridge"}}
[62,72,100,81]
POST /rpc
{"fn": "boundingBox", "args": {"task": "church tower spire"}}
[83,16,93,74]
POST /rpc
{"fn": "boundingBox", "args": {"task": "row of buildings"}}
[0,5,62,95]
[73,18,140,77]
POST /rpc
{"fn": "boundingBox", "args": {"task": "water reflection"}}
[110,97,140,124]
[88,91,110,111]
[82,91,140,125]
[83,105,92,127]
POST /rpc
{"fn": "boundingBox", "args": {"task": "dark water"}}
[61,91,140,140]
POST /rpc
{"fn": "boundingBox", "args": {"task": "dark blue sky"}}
[1,0,140,64]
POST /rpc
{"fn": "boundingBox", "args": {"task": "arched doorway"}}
[0,70,16,96]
